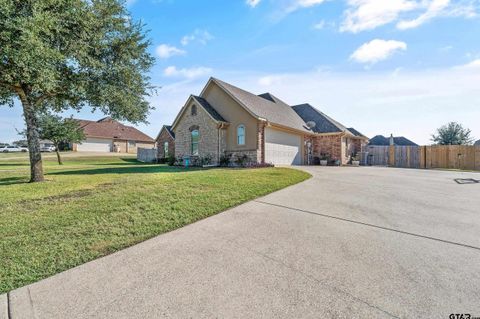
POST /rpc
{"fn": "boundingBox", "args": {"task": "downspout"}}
[218,125,221,165]
[217,122,226,165]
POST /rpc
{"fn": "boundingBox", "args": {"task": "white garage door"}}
[77,138,112,152]
[265,128,302,165]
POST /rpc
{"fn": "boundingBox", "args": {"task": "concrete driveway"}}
[3,167,480,318]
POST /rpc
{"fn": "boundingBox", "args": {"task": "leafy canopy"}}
[431,122,474,145]
[0,0,155,122]
[38,114,85,146]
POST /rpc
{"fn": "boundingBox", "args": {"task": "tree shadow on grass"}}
[48,165,203,176]
[0,163,29,167]
[0,176,29,186]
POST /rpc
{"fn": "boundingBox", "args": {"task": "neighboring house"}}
[72,117,155,153]
[475,140,480,146]
[156,125,175,159]
[158,77,368,165]
[369,135,418,146]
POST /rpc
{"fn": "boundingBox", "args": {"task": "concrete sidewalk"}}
[5,167,480,318]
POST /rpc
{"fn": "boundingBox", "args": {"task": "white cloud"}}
[341,0,418,33]
[286,0,328,13]
[163,66,213,79]
[341,0,478,33]
[246,0,261,8]
[397,0,450,29]
[313,20,336,30]
[181,29,214,46]
[296,0,327,7]
[258,75,286,86]
[457,59,480,69]
[313,20,326,29]
[350,39,407,64]
[155,44,186,59]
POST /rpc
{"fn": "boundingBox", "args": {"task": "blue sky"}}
[2,0,480,144]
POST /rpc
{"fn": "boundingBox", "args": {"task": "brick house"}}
[157,78,368,165]
[156,125,175,159]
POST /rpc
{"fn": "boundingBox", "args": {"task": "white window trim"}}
[164,141,169,156]
[237,124,246,146]
[191,129,199,156]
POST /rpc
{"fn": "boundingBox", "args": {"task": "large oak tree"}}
[0,0,154,182]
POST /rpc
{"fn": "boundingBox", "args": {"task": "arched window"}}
[164,141,169,157]
[237,125,245,145]
[191,104,197,116]
[191,130,199,155]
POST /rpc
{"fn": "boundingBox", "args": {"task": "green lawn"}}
[0,155,310,293]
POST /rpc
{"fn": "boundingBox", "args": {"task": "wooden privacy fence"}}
[363,145,480,171]
[137,148,157,163]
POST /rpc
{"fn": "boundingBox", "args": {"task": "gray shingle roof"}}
[475,140,480,146]
[291,103,350,134]
[211,78,311,133]
[164,125,175,138]
[192,95,227,122]
[347,127,367,138]
[368,135,418,146]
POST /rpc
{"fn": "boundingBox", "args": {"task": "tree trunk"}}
[18,90,44,182]
[55,143,63,165]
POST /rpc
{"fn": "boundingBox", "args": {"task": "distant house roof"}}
[76,117,154,143]
[291,103,353,135]
[210,78,311,133]
[475,140,480,146]
[369,135,418,146]
[191,95,226,122]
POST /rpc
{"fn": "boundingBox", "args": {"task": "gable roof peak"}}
[258,93,276,103]
[292,103,348,134]
[206,78,310,133]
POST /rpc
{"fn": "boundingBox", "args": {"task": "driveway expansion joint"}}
[6,292,11,319]
[202,227,401,319]
[254,200,480,252]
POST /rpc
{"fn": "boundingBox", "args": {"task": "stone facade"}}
[174,100,224,164]
[256,121,266,163]
[227,150,258,165]
[156,128,175,159]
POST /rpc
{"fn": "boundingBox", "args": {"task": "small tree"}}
[431,122,474,145]
[12,140,28,147]
[0,0,154,182]
[38,114,85,165]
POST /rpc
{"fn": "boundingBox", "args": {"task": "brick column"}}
[257,121,266,163]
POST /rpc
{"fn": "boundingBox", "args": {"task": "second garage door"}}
[265,128,302,165]
[77,138,112,152]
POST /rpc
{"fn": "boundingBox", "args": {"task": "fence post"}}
[389,145,395,167]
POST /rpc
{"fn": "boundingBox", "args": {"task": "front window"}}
[191,130,199,155]
[164,141,169,157]
[237,125,245,145]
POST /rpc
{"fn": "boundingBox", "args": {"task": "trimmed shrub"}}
[235,154,249,167]
[219,153,232,167]
[167,155,176,166]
